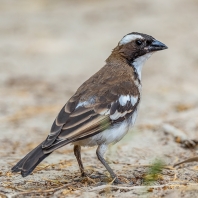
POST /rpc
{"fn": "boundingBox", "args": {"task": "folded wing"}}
[42,82,140,153]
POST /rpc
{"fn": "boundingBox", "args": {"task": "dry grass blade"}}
[11,182,76,197]
[174,157,198,167]
[0,193,7,198]
[34,164,51,172]
[87,184,195,192]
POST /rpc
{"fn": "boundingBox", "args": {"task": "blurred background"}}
[0,0,198,197]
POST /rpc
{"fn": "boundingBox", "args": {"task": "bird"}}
[12,32,167,184]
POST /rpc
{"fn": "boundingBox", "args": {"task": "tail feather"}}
[12,142,51,177]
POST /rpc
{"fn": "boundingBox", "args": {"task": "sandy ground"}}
[0,0,198,197]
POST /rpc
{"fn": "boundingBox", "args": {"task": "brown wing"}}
[42,98,112,153]
[42,95,79,148]
[42,80,140,153]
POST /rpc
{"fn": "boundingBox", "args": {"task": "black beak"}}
[148,39,168,52]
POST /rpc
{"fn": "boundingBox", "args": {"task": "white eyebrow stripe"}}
[119,34,143,45]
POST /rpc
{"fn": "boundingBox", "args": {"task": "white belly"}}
[73,110,138,147]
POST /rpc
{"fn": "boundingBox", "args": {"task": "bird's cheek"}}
[119,48,133,59]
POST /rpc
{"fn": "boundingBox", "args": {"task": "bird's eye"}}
[136,40,142,46]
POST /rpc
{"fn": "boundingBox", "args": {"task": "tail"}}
[11,142,51,177]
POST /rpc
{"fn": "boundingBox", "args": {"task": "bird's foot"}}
[111,177,124,184]
[81,172,87,177]
[80,172,123,184]
[88,175,105,179]
[89,171,106,179]
[81,171,107,179]
[113,178,123,184]
[93,177,124,186]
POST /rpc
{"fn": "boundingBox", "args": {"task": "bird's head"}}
[107,32,168,80]
[117,32,168,62]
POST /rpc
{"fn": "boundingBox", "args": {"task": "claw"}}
[112,177,124,184]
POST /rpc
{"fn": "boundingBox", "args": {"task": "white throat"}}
[132,53,152,80]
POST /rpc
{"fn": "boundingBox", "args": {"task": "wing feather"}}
[42,81,140,152]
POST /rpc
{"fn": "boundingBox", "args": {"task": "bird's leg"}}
[96,144,122,184]
[74,145,86,177]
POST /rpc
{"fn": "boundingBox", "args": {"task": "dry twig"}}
[11,182,76,198]
[87,183,197,192]
[174,157,198,167]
